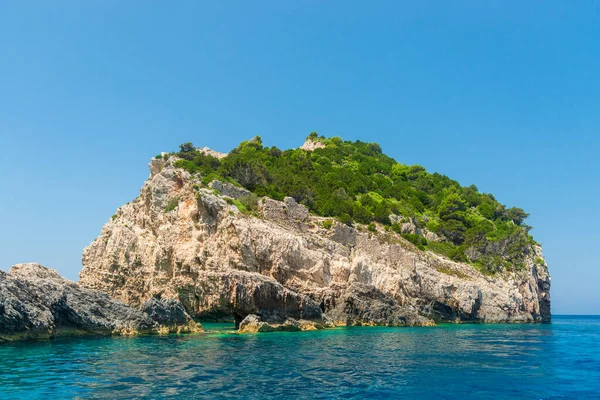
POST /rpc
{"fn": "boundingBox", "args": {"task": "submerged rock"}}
[0,263,202,342]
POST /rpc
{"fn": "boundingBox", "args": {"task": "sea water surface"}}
[1,316,599,399]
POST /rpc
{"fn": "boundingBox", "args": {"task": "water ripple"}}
[0,317,599,399]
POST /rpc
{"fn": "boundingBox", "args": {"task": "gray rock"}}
[0,263,201,342]
[260,197,309,224]
[140,297,193,326]
[331,222,357,246]
[260,198,288,221]
[389,214,442,242]
[175,270,322,328]
[209,180,251,199]
[320,283,434,327]
[283,197,309,221]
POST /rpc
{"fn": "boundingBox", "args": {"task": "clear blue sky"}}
[1,1,598,314]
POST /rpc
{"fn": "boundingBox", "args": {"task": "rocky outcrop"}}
[320,283,435,327]
[198,147,228,159]
[139,297,202,334]
[209,180,251,199]
[237,314,326,333]
[0,263,202,341]
[175,269,323,328]
[389,214,442,242]
[299,139,326,151]
[79,157,551,329]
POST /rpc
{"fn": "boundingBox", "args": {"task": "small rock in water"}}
[237,314,325,333]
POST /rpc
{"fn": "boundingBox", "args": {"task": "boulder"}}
[140,297,203,334]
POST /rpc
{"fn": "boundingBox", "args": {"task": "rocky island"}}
[1,135,550,341]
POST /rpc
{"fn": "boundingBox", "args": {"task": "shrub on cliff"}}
[169,135,534,271]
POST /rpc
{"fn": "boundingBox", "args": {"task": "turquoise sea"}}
[1,316,599,399]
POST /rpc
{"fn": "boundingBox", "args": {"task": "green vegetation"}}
[224,197,246,213]
[164,197,179,213]
[168,134,535,273]
[401,233,428,251]
[238,194,260,212]
[224,193,259,215]
[535,257,545,265]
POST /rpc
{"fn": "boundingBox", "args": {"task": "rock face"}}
[209,180,251,199]
[299,139,326,151]
[80,157,551,328]
[321,283,435,327]
[139,297,202,334]
[198,146,228,159]
[0,263,202,341]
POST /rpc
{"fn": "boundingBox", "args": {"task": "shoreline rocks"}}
[0,263,202,342]
[237,314,328,333]
[319,283,435,327]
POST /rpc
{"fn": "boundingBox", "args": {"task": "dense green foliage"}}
[170,134,535,273]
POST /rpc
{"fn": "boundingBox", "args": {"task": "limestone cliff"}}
[80,156,550,327]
